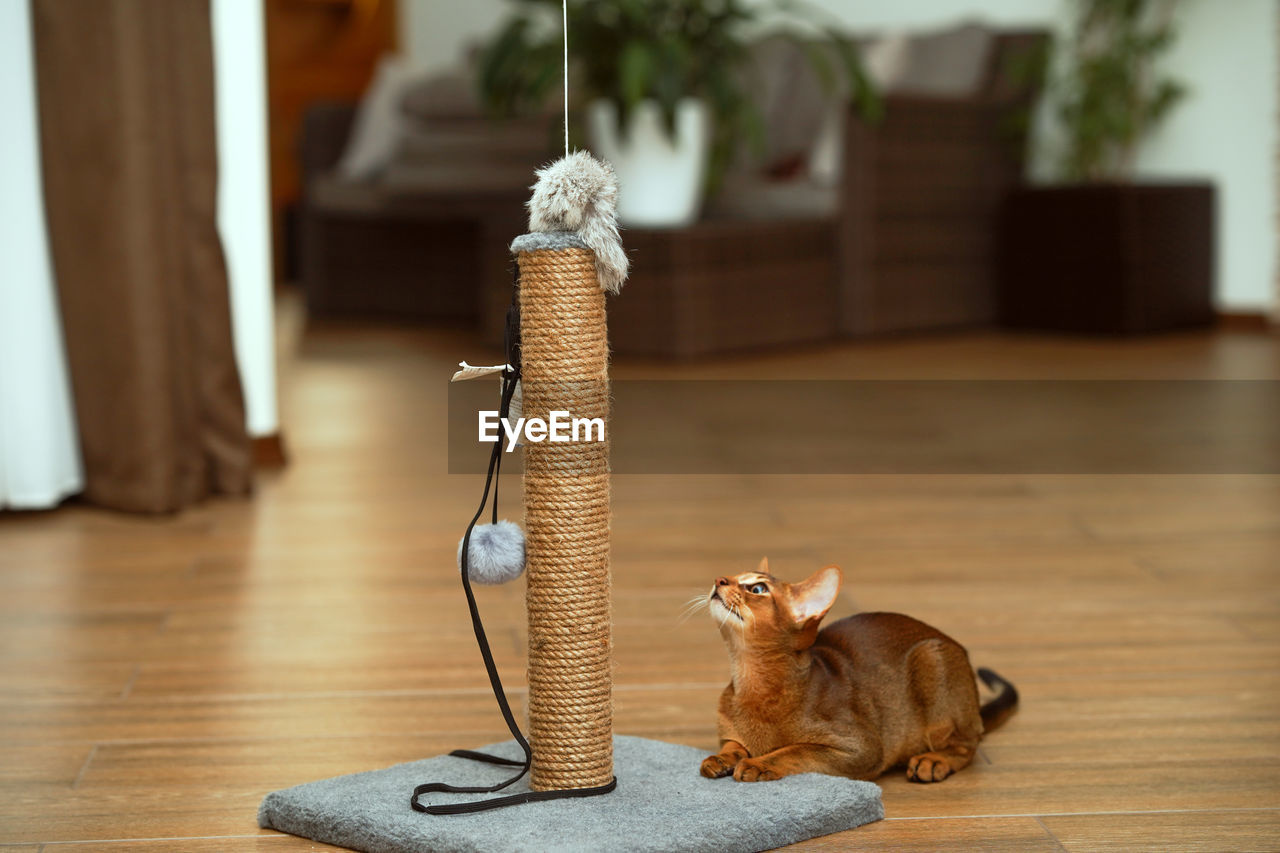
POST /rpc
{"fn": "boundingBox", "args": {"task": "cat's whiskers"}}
[680,592,710,613]
[678,592,712,624]
[719,600,747,636]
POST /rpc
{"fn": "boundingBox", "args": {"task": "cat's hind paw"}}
[906,752,954,783]
[732,757,780,783]
[700,754,737,778]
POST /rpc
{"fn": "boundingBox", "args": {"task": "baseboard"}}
[253,433,288,468]
[1216,312,1274,332]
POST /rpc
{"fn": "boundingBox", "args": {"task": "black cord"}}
[490,287,519,527]
[411,374,531,814]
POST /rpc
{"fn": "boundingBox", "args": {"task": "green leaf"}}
[800,39,836,92]
[619,40,654,106]
[1054,0,1187,181]
[1147,78,1187,123]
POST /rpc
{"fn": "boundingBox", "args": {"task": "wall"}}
[0,0,83,509]
[1134,0,1276,312]
[212,0,279,438]
[397,0,1277,312]
[400,0,502,73]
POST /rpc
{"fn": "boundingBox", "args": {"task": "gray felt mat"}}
[259,735,883,853]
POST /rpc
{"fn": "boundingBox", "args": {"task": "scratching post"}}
[517,244,613,791]
[257,152,888,848]
[510,150,629,793]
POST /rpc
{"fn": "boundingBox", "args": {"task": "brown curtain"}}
[32,0,253,513]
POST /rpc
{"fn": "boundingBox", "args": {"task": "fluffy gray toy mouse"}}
[526,150,629,294]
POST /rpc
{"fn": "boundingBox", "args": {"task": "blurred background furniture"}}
[296,99,543,323]
[609,217,838,357]
[1000,183,1215,334]
[295,26,1047,354]
[840,32,1046,337]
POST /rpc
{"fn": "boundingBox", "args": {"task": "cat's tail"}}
[977,667,1019,730]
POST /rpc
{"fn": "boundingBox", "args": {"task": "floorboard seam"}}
[1067,514,1100,542]
[1229,617,1260,641]
[1132,557,1170,582]
[118,665,140,700]
[69,745,96,790]
[24,681,728,706]
[1035,816,1071,853]
[36,834,291,846]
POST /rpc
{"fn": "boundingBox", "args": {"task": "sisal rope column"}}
[518,245,613,791]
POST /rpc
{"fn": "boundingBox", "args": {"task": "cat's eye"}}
[748,583,768,595]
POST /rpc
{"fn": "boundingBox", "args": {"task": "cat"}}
[700,559,1017,783]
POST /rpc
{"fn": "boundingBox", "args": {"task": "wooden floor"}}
[2,322,1278,851]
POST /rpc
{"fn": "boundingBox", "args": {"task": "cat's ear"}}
[757,556,770,575]
[790,565,842,624]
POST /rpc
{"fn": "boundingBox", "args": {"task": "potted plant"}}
[999,0,1214,334]
[477,0,879,227]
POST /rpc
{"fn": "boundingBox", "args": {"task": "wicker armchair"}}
[838,31,1047,336]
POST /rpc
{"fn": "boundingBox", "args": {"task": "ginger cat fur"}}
[701,559,1017,783]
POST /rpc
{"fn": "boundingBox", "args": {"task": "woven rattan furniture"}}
[998,183,1215,334]
[607,216,838,357]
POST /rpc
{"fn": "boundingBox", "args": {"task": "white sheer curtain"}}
[0,0,82,510]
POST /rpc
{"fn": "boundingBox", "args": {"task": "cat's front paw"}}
[732,757,780,783]
[700,754,738,778]
[906,752,954,783]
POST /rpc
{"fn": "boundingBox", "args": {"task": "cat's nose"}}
[715,577,730,587]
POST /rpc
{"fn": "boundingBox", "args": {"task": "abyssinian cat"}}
[700,559,1017,783]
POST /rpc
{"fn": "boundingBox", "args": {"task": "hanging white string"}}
[562,0,569,155]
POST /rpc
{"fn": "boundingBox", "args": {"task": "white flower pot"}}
[586,98,709,228]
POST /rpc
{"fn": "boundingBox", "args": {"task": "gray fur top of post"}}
[524,151,629,295]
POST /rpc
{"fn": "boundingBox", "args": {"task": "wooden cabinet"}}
[265,0,397,278]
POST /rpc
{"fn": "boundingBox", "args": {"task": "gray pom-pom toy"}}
[458,520,526,585]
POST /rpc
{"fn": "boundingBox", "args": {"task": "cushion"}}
[748,34,834,170]
[399,70,481,121]
[336,55,418,181]
[807,33,911,187]
[863,33,914,91]
[309,173,390,215]
[892,23,994,97]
